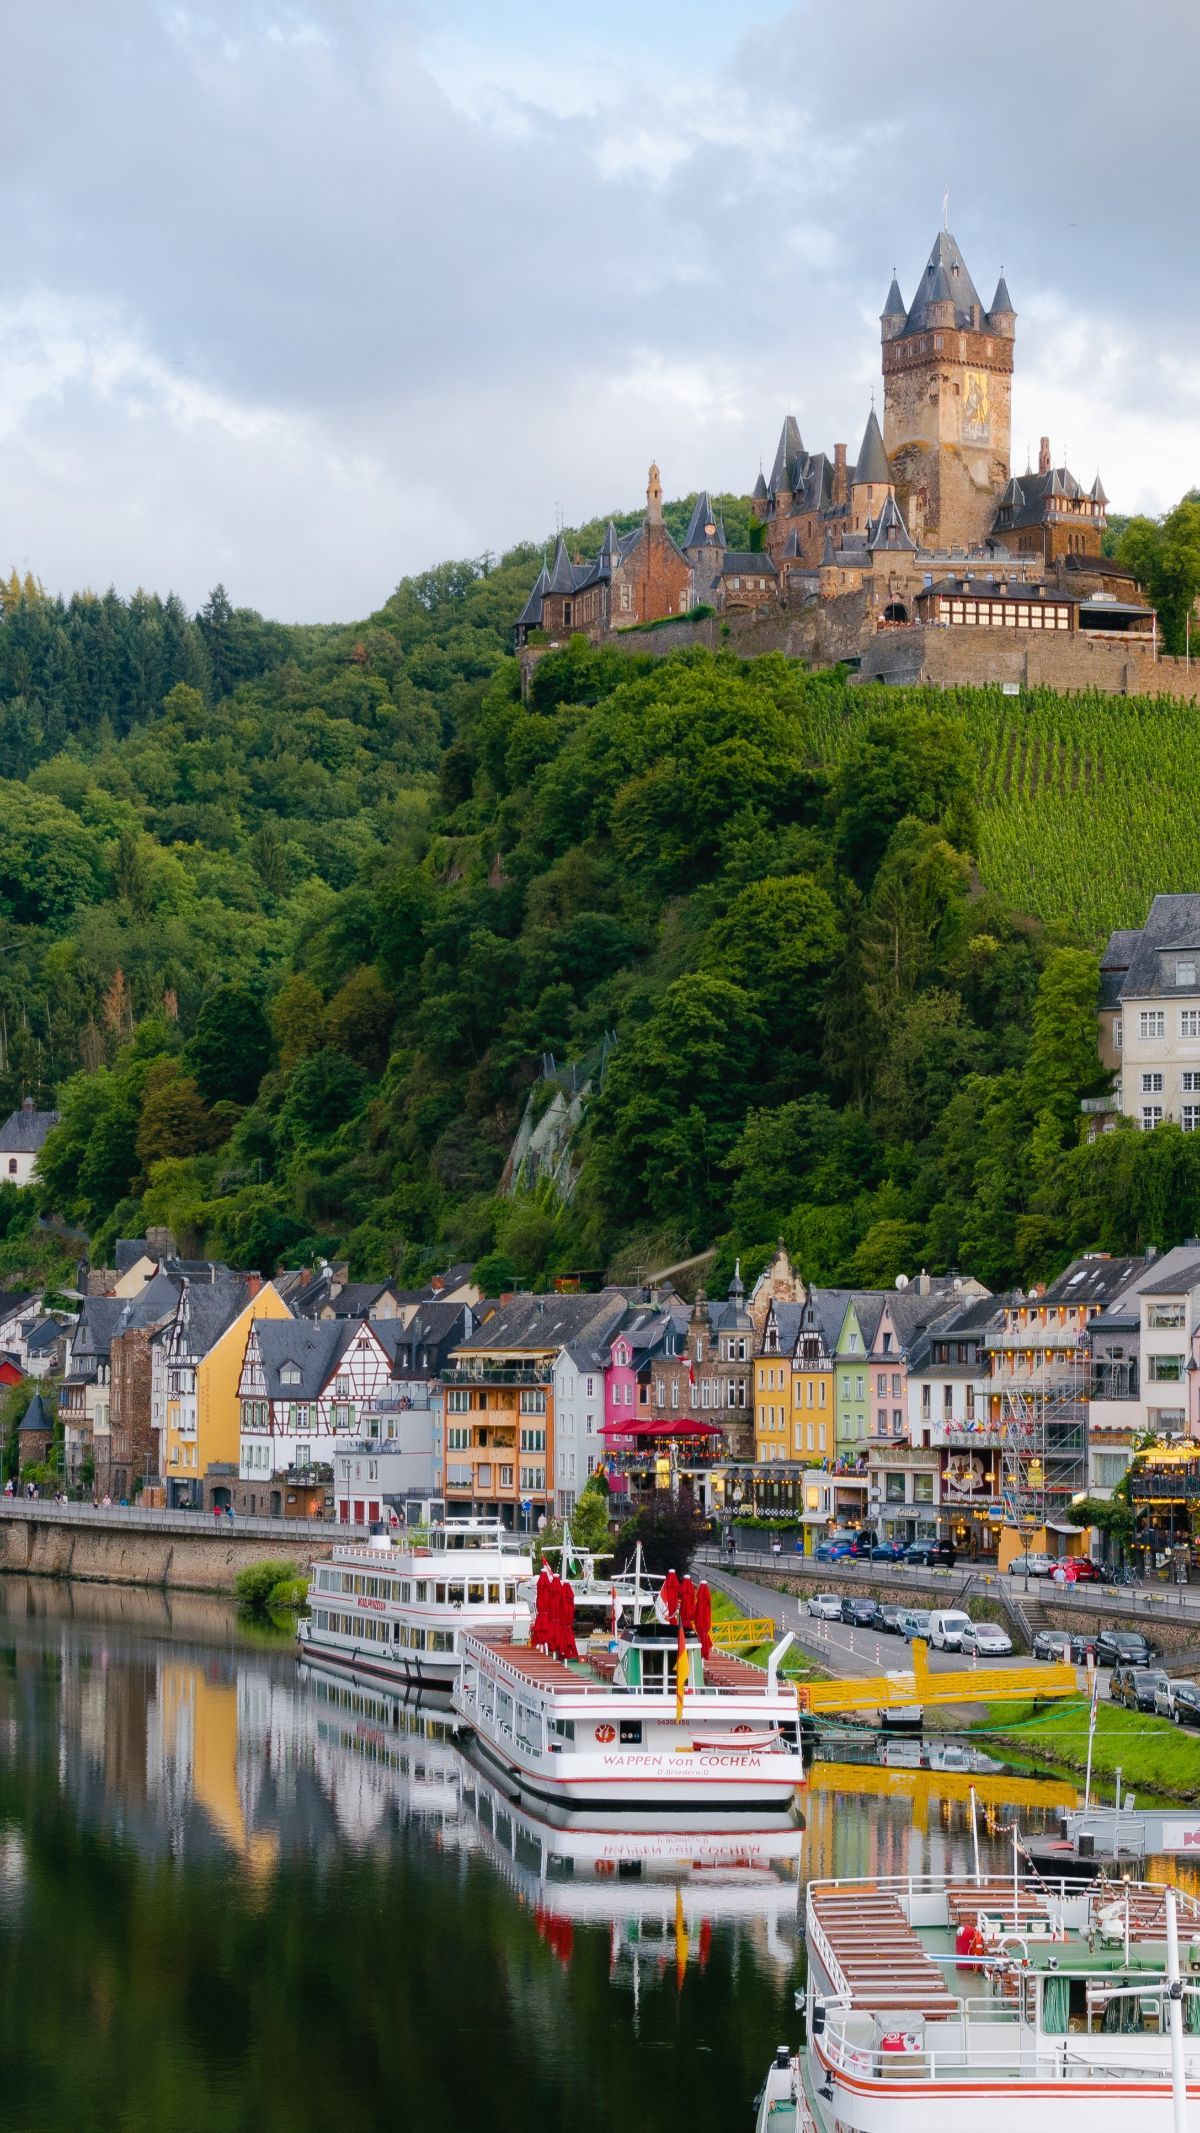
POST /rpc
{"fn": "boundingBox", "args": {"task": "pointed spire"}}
[729,1256,744,1302]
[646,461,663,526]
[904,229,983,333]
[683,491,724,549]
[1090,473,1108,507]
[853,406,892,488]
[546,534,576,595]
[820,529,836,566]
[769,414,804,493]
[989,271,1015,319]
[516,562,549,629]
[752,466,768,501]
[881,272,906,321]
[600,519,620,556]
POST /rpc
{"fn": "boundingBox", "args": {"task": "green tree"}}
[135,1059,213,1171]
[1024,947,1103,1127]
[187,984,274,1107]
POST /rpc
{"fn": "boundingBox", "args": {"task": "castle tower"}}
[881,231,1015,551]
[850,405,893,533]
[646,461,663,525]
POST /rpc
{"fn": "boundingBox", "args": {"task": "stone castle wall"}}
[859,626,1200,699]
[0,1508,335,1592]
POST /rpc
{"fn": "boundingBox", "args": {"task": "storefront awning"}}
[622,1418,724,1440]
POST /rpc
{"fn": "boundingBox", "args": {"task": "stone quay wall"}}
[0,1504,344,1593]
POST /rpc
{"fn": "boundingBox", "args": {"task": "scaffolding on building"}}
[998,1351,1089,1536]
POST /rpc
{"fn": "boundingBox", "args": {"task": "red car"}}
[1067,1557,1104,1582]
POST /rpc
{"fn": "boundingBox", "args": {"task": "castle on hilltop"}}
[516,224,1156,686]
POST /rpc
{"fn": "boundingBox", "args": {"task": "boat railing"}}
[819,2005,1200,2085]
[806,1872,1200,1932]
[457,1634,801,1702]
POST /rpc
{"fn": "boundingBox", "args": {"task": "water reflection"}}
[0,1575,1137,2133]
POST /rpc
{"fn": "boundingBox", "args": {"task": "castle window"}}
[562,601,572,625]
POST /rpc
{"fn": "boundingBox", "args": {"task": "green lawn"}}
[973,1693,1200,1800]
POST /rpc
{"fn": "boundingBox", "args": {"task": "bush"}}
[234,1559,303,1615]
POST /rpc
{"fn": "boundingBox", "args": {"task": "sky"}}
[2,0,1199,620]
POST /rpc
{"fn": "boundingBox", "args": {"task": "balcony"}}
[443,1364,552,1387]
[867,1444,937,1466]
[1130,1470,1200,1501]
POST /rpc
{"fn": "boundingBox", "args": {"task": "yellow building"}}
[184,1280,292,1499]
[754,1298,835,1465]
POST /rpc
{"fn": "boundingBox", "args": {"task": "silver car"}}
[959,1620,1013,1658]
[1007,1551,1054,1578]
[807,1592,844,1620]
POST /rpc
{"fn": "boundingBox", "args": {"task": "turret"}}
[851,406,893,533]
[880,273,906,342]
[987,272,1016,338]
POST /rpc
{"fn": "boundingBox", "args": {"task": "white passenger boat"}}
[453,1614,806,1812]
[298,1519,532,1691]
[758,1871,1200,2132]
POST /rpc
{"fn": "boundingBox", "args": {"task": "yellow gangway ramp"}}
[798,1638,1078,1716]
[709,1616,776,1651]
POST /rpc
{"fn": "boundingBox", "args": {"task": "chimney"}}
[246,1273,263,1299]
[20,1096,33,1114]
[832,443,848,507]
[1038,436,1051,476]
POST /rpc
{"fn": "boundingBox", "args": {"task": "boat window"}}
[551,1719,575,1742]
[619,1721,643,1744]
[468,1582,484,1604]
[435,1582,448,1604]
[415,1582,429,1602]
[392,1621,400,1641]
[488,1582,501,1604]
[402,1582,411,1602]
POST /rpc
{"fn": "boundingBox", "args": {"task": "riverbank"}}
[0,1502,335,1594]
[972,1694,1200,1802]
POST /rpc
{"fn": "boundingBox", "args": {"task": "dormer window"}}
[281,1364,301,1387]
[1177,961,1196,988]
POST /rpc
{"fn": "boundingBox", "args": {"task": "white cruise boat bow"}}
[761,1872,1200,2132]
[298,1518,531,1691]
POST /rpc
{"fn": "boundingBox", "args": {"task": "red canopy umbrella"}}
[626,1418,724,1440]
[695,1581,713,1658]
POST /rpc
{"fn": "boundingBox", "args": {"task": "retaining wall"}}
[0,1510,337,1593]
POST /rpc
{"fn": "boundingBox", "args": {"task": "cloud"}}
[0,0,1197,616]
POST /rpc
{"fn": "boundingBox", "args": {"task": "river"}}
[0,1578,1080,2133]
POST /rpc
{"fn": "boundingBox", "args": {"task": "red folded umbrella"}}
[695,1580,713,1658]
[660,1568,681,1622]
[679,1575,697,1632]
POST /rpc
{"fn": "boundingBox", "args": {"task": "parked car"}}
[959,1619,1014,1658]
[869,1540,906,1562]
[815,1535,868,1563]
[928,1608,973,1651]
[1007,1551,1054,1578]
[1154,1680,1200,1727]
[878,1603,906,1635]
[1032,1630,1073,1663]
[807,1592,844,1620]
[1096,1628,1155,1667]
[841,1596,882,1629]
[1114,1665,1169,1713]
[900,1609,933,1642]
[904,1540,957,1569]
[1070,1631,1098,1664]
[1067,1556,1104,1583]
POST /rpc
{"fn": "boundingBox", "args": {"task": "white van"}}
[928,1609,972,1652]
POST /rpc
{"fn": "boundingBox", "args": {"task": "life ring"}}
[731,1723,753,1733]
[594,1723,616,1744]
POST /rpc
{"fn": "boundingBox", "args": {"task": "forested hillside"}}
[6,493,1200,1300]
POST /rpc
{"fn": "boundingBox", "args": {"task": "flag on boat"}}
[675,1618,687,1722]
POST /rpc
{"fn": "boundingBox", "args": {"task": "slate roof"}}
[25,1316,69,1356]
[769,414,804,493]
[114,1267,184,1336]
[921,576,1077,607]
[115,1238,151,1275]
[327,1282,393,1318]
[720,551,777,576]
[0,1290,35,1327]
[902,230,985,336]
[989,274,1014,316]
[377,1301,475,1377]
[1042,1256,1146,1307]
[546,534,578,596]
[250,1317,357,1400]
[454,1289,629,1357]
[1109,896,1200,1003]
[1140,1258,1200,1296]
[562,1293,635,1371]
[0,1103,58,1155]
[168,1275,250,1359]
[854,407,891,487]
[18,1390,51,1436]
[68,1297,124,1367]
[516,563,548,631]
[752,469,768,501]
[683,492,726,550]
[993,463,1097,533]
[881,274,906,320]
[867,494,914,552]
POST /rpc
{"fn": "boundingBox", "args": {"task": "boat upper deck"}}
[462,1634,794,1703]
[810,1885,960,2019]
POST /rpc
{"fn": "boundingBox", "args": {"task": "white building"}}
[551,1297,627,1516]
[0,1098,59,1186]
[236,1316,394,1489]
[1097,897,1200,1131]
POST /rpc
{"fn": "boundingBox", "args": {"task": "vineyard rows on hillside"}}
[805,684,1200,943]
